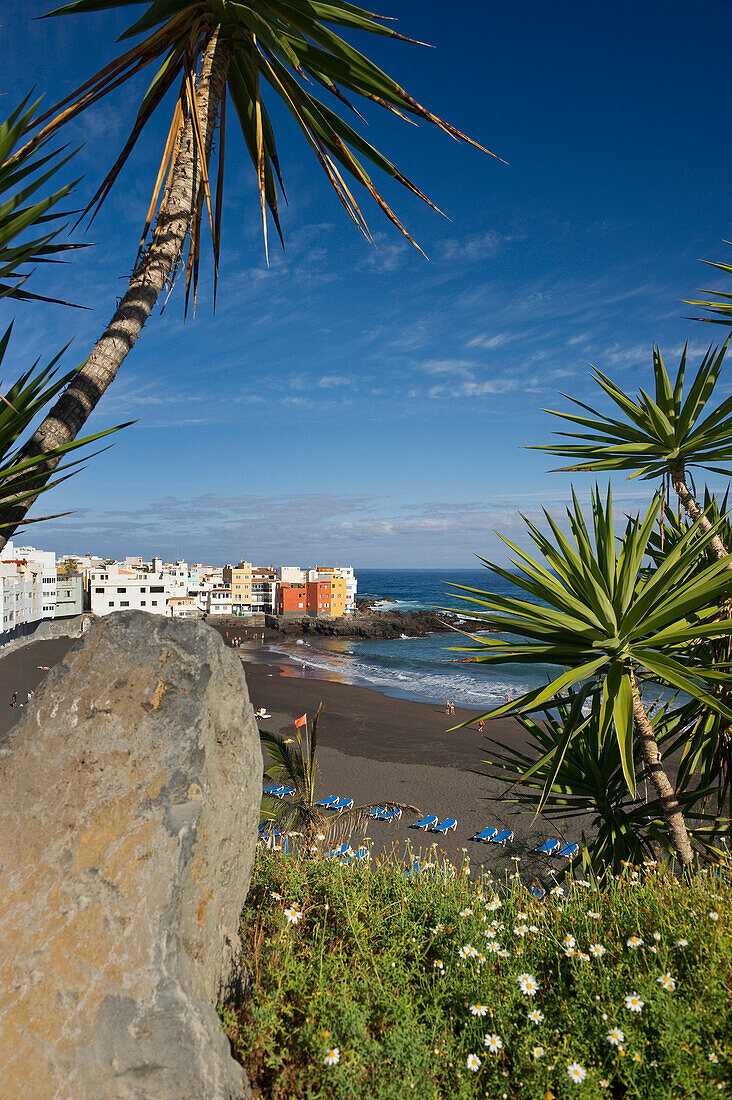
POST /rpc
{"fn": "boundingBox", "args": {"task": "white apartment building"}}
[1,542,56,619]
[88,565,181,616]
[0,561,43,642]
[207,587,233,615]
[279,566,306,585]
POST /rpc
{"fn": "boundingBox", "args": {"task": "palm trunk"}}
[0,31,232,553]
[631,683,694,867]
[670,466,731,565]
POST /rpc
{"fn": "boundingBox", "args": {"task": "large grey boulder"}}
[0,611,262,1098]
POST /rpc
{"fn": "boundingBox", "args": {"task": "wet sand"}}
[0,634,581,877]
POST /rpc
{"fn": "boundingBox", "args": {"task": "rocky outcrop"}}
[266,607,490,640]
[0,611,262,1099]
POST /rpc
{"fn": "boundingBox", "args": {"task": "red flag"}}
[294,714,307,728]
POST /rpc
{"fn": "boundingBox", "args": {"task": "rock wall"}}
[0,611,262,1098]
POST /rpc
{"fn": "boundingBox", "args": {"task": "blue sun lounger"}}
[556,842,579,859]
[410,814,438,830]
[367,806,387,818]
[470,827,498,842]
[327,842,353,860]
[536,839,561,855]
[431,818,457,834]
[277,786,295,798]
[488,829,514,845]
[330,797,354,811]
[352,845,370,861]
[263,785,285,796]
[371,807,402,821]
[316,794,340,808]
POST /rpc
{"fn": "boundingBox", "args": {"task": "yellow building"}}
[223,560,252,615]
[311,567,347,617]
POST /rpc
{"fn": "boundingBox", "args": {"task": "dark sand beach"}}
[0,634,582,878]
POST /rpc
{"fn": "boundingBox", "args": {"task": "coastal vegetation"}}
[447,344,732,872]
[0,0,494,552]
[222,848,732,1098]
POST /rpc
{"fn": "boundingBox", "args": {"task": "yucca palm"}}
[0,0,496,551]
[0,94,86,305]
[446,486,732,866]
[685,241,732,326]
[260,705,416,852]
[535,343,732,562]
[483,690,728,880]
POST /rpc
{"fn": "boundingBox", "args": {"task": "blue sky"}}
[2,0,732,567]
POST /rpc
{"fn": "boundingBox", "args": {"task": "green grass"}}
[222,847,732,1099]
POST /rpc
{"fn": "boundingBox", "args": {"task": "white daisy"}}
[607,1027,625,1046]
[470,1004,488,1016]
[284,907,303,925]
[485,941,501,954]
[514,925,529,937]
[624,992,644,1013]
[528,1009,545,1024]
[484,927,497,939]
[431,923,444,934]
[433,959,444,971]
[551,885,566,897]
[676,938,688,947]
[564,934,576,949]
[587,911,601,919]
[626,935,643,948]
[486,895,502,911]
[567,1062,587,1083]
[709,1052,719,1064]
[324,1048,340,1066]
[484,1033,503,1054]
[498,949,511,957]
[589,943,606,957]
[653,931,661,941]
[658,973,676,991]
[517,911,528,920]
[466,1053,481,1073]
[518,973,539,996]
[460,908,473,917]
[270,891,282,900]
[532,1045,545,1060]
[710,911,720,922]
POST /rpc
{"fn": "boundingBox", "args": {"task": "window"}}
[95,587,104,593]
[140,601,146,606]
[151,600,158,606]
[120,601,129,607]
[108,601,114,607]
[150,586,164,593]
[117,587,126,593]
[140,587,146,593]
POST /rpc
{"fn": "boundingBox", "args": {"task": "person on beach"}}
[445,699,450,714]
[450,701,455,715]
[11,691,17,708]
[477,718,484,732]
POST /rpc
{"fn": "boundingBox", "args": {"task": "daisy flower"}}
[624,993,644,1013]
[632,1052,641,1062]
[470,1004,488,1016]
[270,891,282,900]
[564,934,576,949]
[710,911,720,922]
[324,1048,340,1066]
[676,938,688,947]
[514,925,529,937]
[466,1054,481,1073]
[485,941,501,954]
[551,885,566,897]
[533,1046,545,1060]
[589,943,606,957]
[564,947,576,958]
[607,1028,625,1047]
[484,927,497,939]
[587,911,601,919]
[653,931,661,941]
[284,907,303,925]
[576,879,592,888]
[517,911,528,920]
[518,973,539,996]
[657,973,676,991]
[431,923,444,934]
[460,908,473,917]
[567,1062,587,1083]
[528,1009,545,1024]
[486,896,502,911]
[626,935,643,948]
[709,1052,719,1064]
[484,1033,503,1054]
[498,949,511,958]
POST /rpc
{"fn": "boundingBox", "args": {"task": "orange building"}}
[276,580,332,617]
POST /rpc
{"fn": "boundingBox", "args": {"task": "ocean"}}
[265,568,556,709]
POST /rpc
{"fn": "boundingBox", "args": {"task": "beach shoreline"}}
[0,632,580,876]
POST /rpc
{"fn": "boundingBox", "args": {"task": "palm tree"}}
[0,97,129,529]
[685,241,732,327]
[0,0,497,551]
[445,486,732,866]
[534,342,732,562]
[260,704,417,853]
[483,689,727,878]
